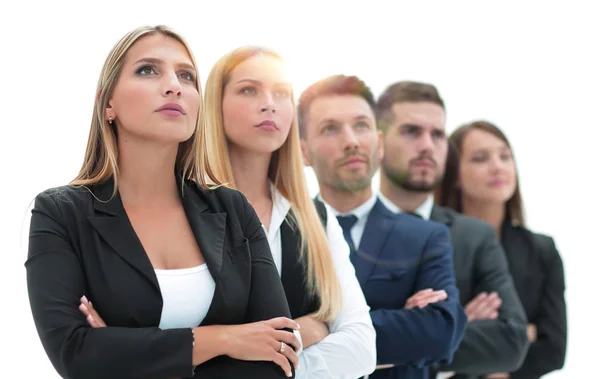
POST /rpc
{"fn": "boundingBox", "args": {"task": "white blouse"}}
[262,186,377,379]
[155,264,215,330]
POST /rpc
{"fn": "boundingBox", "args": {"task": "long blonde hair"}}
[71,25,221,193]
[204,47,342,321]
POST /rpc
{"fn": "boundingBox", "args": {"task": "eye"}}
[356,121,370,129]
[402,126,420,136]
[323,124,338,134]
[178,71,195,82]
[471,154,488,162]
[432,130,446,140]
[274,89,291,98]
[136,65,157,76]
[241,87,257,95]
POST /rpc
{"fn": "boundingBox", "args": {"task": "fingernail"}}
[87,315,93,322]
[82,296,88,303]
[287,372,292,377]
[296,323,301,329]
[80,304,87,311]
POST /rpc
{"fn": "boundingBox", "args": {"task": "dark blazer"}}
[26,179,295,379]
[431,206,529,378]
[501,222,567,379]
[335,199,467,379]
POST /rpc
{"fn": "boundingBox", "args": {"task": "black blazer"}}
[26,178,295,379]
[431,206,529,378]
[501,222,567,379]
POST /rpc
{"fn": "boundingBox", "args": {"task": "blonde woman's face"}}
[107,34,200,145]
[458,129,517,205]
[221,54,294,154]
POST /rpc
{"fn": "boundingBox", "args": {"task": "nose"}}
[489,155,504,173]
[162,70,182,98]
[260,91,276,113]
[417,132,435,154]
[341,124,359,151]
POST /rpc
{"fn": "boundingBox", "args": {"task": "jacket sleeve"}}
[511,236,567,379]
[371,225,467,367]
[442,225,529,375]
[26,191,195,379]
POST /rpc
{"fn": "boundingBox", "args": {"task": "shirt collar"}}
[318,192,378,223]
[262,183,291,240]
[377,192,434,220]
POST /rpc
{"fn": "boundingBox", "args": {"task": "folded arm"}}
[372,226,467,367]
[442,228,529,375]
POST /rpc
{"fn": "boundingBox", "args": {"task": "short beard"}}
[382,162,442,193]
[330,175,372,194]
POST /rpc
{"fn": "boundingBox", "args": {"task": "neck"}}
[320,185,372,214]
[462,197,505,238]
[380,174,430,213]
[228,146,273,229]
[116,138,180,207]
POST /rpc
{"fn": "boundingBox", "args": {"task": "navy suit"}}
[325,199,467,379]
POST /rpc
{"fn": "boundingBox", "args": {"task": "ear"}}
[105,98,115,122]
[300,139,312,166]
[105,108,115,123]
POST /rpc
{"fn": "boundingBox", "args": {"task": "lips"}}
[411,159,435,168]
[156,103,185,115]
[256,120,279,131]
[340,154,368,167]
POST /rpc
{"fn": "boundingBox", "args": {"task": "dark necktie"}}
[336,215,358,251]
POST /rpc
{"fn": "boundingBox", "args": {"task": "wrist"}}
[213,325,233,356]
[191,325,231,365]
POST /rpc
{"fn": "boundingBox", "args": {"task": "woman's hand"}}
[79,296,106,328]
[221,317,301,377]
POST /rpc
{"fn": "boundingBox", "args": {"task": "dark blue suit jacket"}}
[347,200,467,379]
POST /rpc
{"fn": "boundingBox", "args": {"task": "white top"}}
[318,193,378,248]
[378,192,435,220]
[155,264,215,330]
[262,185,377,379]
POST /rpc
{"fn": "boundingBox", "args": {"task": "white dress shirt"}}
[317,193,378,248]
[262,186,377,379]
[378,192,435,220]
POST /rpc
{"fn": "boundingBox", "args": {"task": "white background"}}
[1,1,597,377]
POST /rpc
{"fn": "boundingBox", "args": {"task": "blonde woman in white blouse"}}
[202,46,377,379]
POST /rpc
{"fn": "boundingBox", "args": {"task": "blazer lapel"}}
[354,199,395,285]
[87,180,161,294]
[180,182,229,326]
[180,182,226,284]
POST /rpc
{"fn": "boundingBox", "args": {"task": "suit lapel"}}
[87,178,227,301]
[354,199,395,285]
[180,182,226,284]
[87,180,161,294]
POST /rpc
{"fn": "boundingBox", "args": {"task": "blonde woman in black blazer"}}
[436,121,567,379]
[26,25,299,379]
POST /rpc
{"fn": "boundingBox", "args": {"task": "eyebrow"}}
[133,57,195,72]
[319,115,372,124]
[235,78,291,87]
